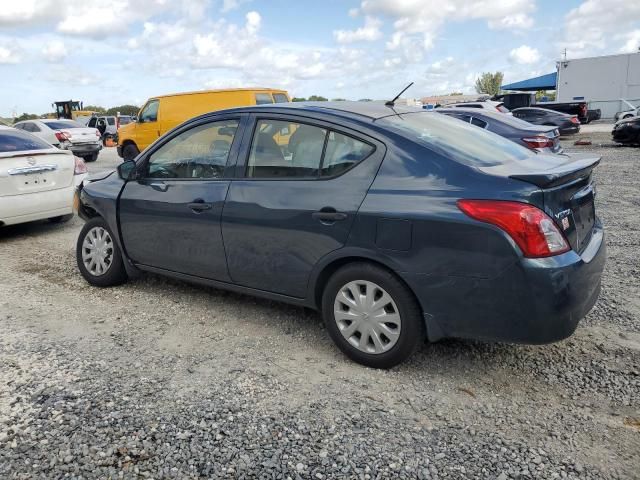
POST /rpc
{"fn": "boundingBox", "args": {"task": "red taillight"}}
[116,118,120,129]
[570,116,579,124]
[457,200,570,258]
[55,131,69,142]
[522,135,554,149]
[96,129,101,137]
[74,156,87,175]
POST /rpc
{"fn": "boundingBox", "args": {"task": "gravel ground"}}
[0,139,638,479]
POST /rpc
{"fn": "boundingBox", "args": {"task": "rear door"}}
[221,114,385,298]
[119,116,244,280]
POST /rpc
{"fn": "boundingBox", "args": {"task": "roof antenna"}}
[386,82,414,106]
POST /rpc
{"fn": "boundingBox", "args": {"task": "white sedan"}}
[0,126,87,227]
[13,118,102,162]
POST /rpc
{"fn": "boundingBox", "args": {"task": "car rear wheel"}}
[122,144,140,161]
[83,153,98,162]
[322,262,424,369]
[76,217,128,287]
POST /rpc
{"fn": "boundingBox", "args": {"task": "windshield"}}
[379,112,533,167]
[44,120,84,129]
[0,129,52,153]
[119,117,132,125]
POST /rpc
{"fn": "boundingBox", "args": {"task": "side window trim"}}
[136,115,245,181]
[239,114,377,181]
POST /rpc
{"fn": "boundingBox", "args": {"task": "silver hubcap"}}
[82,226,114,276]
[333,280,401,354]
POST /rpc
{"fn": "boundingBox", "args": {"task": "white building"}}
[556,52,640,118]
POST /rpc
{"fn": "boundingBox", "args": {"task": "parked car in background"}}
[87,115,136,145]
[586,109,601,124]
[614,99,639,121]
[443,100,510,113]
[0,126,87,226]
[117,88,290,160]
[498,93,589,123]
[436,107,562,154]
[14,119,102,162]
[512,107,580,135]
[76,102,604,368]
[612,116,640,145]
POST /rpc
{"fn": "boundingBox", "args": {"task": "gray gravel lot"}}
[1,139,639,479]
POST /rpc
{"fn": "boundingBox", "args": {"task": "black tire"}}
[83,153,98,162]
[76,217,128,287]
[321,262,424,369]
[122,143,140,161]
[48,214,73,224]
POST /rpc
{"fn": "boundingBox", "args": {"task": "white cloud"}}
[509,45,540,64]
[0,0,55,26]
[221,0,251,13]
[334,16,382,43]
[0,45,20,64]
[42,40,67,62]
[560,0,640,58]
[359,0,534,54]
[619,30,640,54]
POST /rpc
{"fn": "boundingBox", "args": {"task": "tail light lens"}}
[570,117,579,124]
[522,135,554,149]
[95,129,101,137]
[457,200,570,258]
[74,156,88,175]
[55,131,69,142]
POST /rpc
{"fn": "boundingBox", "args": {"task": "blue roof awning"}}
[501,72,557,91]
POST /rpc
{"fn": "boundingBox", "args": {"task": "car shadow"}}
[0,219,75,242]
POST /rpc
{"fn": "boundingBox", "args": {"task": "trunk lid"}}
[483,153,600,253]
[0,149,75,196]
[60,127,100,145]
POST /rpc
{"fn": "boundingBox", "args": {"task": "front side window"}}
[246,119,374,179]
[255,93,274,105]
[146,119,239,179]
[139,100,159,123]
[273,93,289,103]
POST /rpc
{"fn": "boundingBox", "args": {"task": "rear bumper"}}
[559,125,580,135]
[0,185,75,226]
[612,126,640,143]
[67,142,102,156]
[406,221,606,344]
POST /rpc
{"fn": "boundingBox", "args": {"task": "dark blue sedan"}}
[75,102,605,368]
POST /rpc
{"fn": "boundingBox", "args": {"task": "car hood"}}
[614,115,640,126]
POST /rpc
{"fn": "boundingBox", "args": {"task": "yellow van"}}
[117,88,290,160]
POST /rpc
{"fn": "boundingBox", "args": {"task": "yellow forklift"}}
[52,100,95,123]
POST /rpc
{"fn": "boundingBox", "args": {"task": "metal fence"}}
[587,98,640,119]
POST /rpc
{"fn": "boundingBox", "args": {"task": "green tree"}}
[474,72,504,96]
[291,97,307,102]
[307,95,328,101]
[331,98,347,101]
[13,113,39,123]
[84,105,106,113]
[106,105,140,116]
[358,98,372,102]
[448,91,463,96]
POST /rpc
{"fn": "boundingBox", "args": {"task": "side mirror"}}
[117,160,137,180]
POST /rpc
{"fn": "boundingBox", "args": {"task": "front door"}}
[221,115,384,298]
[119,117,242,280]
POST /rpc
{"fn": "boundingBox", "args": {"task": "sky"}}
[0,0,639,116]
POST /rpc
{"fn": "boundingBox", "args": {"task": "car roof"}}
[513,107,566,115]
[41,118,77,123]
[217,101,424,121]
[436,107,504,118]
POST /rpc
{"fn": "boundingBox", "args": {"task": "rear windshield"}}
[44,120,84,129]
[0,129,52,153]
[273,93,289,103]
[379,112,533,167]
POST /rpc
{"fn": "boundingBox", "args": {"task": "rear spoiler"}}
[509,156,600,188]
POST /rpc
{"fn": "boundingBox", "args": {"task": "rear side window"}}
[44,120,83,129]
[380,112,532,167]
[273,93,289,103]
[255,93,274,105]
[246,119,374,179]
[119,117,132,125]
[107,118,115,125]
[0,129,52,152]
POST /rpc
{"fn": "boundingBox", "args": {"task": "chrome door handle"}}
[148,182,168,192]
[188,201,212,212]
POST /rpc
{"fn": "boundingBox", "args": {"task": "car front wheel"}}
[122,144,140,161]
[76,217,128,287]
[322,262,424,369]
